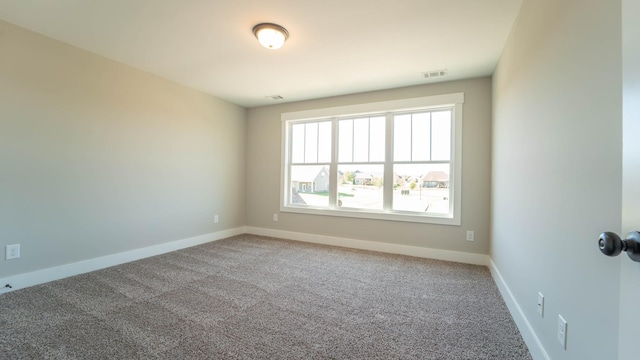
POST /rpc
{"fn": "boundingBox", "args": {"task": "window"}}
[281,93,463,225]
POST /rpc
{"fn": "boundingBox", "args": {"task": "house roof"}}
[291,166,327,182]
[422,171,449,182]
[355,173,374,179]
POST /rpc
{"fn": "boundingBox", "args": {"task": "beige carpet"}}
[1,234,531,359]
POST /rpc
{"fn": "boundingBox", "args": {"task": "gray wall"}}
[246,78,492,254]
[0,20,246,278]
[492,0,622,359]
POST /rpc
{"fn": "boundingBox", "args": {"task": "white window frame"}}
[281,93,463,225]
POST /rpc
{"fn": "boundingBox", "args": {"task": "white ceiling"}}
[0,0,523,108]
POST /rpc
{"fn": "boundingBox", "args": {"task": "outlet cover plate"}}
[6,244,20,260]
[557,314,567,349]
[537,292,544,317]
[466,231,474,241]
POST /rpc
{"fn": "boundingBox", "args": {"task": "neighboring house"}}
[392,173,405,187]
[291,166,329,193]
[422,171,449,188]
[354,173,374,186]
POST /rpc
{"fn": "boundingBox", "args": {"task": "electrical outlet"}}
[557,315,567,349]
[214,215,219,224]
[537,292,544,317]
[273,213,278,222]
[466,231,474,241]
[6,244,20,260]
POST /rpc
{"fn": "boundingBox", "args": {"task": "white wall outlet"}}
[6,244,20,260]
[537,292,544,317]
[466,230,474,241]
[214,215,219,224]
[557,314,567,349]
[273,213,278,222]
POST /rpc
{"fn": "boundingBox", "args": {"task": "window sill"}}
[280,205,460,226]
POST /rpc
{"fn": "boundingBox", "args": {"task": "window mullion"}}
[367,118,371,162]
[328,118,338,207]
[286,123,293,206]
[448,109,456,216]
[410,114,414,162]
[351,120,355,162]
[286,124,296,204]
[429,112,433,161]
[302,124,307,163]
[383,113,394,211]
[316,123,320,163]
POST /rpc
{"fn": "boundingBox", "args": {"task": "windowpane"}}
[291,124,305,163]
[369,116,386,162]
[353,118,369,162]
[338,119,353,162]
[304,122,318,163]
[393,164,450,213]
[338,164,383,210]
[412,113,430,161]
[394,114,411,161]
[318,121,332,163]
[431,111,451,161]
[289,165,330,207]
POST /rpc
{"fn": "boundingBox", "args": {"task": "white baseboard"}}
[0,227,244,294]
[245,226,489,266]
[0,225,489,295]
[489,259,550,360]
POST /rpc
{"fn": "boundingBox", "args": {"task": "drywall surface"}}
[247,78,492,255]
[619,0,640,358]
[492,0,621,359]
[0,20,246,277]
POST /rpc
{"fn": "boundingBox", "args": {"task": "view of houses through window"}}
[291,163,450,213]
[287,110,452,215]
[282,93,462,224]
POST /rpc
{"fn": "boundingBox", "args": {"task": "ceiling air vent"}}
[266,95,284,100]
[422,69,448,79]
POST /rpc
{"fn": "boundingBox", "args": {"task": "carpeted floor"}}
[1,234,531,359]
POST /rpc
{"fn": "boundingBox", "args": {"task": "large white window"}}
[281,93,463,225]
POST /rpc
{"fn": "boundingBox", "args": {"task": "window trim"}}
[280,93,463,225]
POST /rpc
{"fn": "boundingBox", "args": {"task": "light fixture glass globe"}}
[253,23,289,50]
[257,28,285,49]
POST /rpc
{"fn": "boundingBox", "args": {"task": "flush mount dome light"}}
[253,23,289,49]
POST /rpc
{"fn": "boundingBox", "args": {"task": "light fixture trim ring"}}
[252,23,289,40]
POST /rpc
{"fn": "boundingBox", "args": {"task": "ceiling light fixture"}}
[253,23,289,50]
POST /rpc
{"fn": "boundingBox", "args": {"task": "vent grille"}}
[266,95,284,100]
[422,69,448,78]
